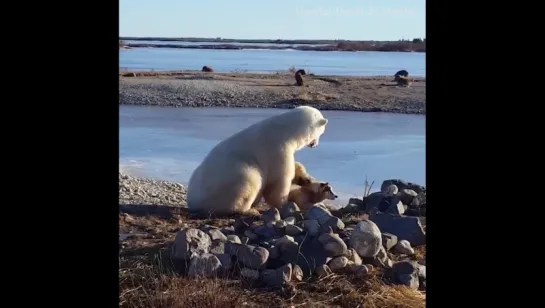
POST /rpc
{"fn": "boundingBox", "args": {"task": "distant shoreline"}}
[119,37,426,53]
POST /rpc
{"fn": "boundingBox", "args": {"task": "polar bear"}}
[187,106,328,216]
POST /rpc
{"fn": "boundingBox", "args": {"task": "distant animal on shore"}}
[186,106,329,216]
[288,182,338,210]
[202,66,214,72]
[394,75,413,87]
[394,70,409,78]
[294,69,306,86]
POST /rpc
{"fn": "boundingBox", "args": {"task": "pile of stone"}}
[171,179,426,290]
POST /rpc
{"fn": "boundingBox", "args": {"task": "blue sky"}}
[119,0,425,41]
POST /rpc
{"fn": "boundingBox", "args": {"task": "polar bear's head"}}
[292,106,328,150]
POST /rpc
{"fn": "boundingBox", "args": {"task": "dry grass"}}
[119,258,263,308]
[120,253,425,308]
[120,208,426,308]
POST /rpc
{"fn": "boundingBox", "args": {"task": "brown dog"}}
[288,182,338,210]
[293,161,315,186]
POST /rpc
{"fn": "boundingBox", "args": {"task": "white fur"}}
[187,106,328,215]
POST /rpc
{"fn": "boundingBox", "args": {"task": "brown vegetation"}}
[119,211,426,308]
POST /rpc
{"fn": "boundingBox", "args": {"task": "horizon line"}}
[119,36,426,42]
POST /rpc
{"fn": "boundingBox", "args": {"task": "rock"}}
[285,224,304,236]
[417,264,426,280]
[376,246,393,268]
[240,268,260,280]
[399,189,418,205]
[381,179,425,195]
[344,248,362,265]
[328,256,349,271]
[234,216,253,233]
[318,232,347,257]
[395,240,415,255]
[370,212,426,246]
[261,263,293,287]
[404,208,421,217]
[295,237,328,276]
[262,208,281,224]
[361,192,385,213]
[227,234,241,244]
[347,264,369,276]
[208,229,228,242]
[284,216,296,225]
[172,228,212,259]
[276,235,297,247]
[293,264,304,281]
[410,192,426,208]
[341,203,360,214]
[274,220,287,229]
[230,244,269,269]
[349,220,382,258]
[253,225,280,239]
[363,246,392,268]
[320,216,345,233]
[267,245,280,259]
[244,229,259,241]
[291,212,305,222]
[210,240,226,254]
[385,200,405,215]
[280,202,300,219]
[215,253,233,271]
[220,226,236,235]
[301,219,320,236]
[188,253,222,277]
[392,261,420,290]
[381,233,398,251]
[348,198,364,208]
[383,184,399,196]
[279,242,300,264]
[306,205,333,225]
[315,264,332,278]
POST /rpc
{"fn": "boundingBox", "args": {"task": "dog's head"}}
[319,182,338,200]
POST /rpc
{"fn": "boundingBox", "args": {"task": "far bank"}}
[119,71,426,115]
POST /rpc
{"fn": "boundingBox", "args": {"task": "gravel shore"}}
[119,71,426,114]
[119,173,187,207]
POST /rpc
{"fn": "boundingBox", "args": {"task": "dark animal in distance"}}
[202,66,214,72]
[394,70,409,78]
[294,69,306,86]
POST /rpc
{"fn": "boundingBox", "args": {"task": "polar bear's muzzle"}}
[308,140,318,148]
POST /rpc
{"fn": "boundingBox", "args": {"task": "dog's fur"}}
[288,182,338,211]
[292,161,315,186]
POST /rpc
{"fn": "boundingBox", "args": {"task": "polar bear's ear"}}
[317,118,328,126]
